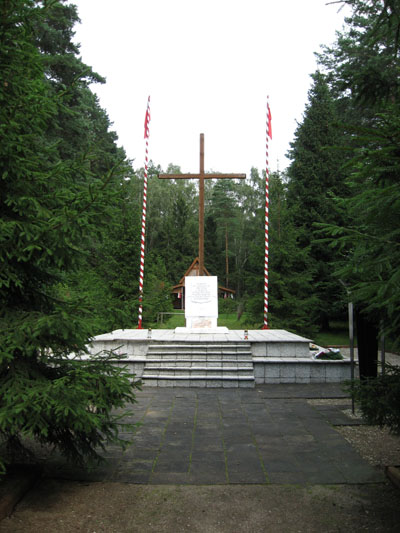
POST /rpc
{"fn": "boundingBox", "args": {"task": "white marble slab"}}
[91,328,311,343]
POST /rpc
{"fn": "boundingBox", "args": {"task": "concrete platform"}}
[93,328,310,343]
[89,329,352,386]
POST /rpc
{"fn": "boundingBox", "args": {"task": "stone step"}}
[147,342,252,358]
[143,366,254,373]
[143,340,255,388]
[147,349,251,355]
[142,366,255,381]
[141,376,254,388]
[148,348,250,353]
[148,343,251,349]
[145,357,252,362]
[142,374,254,380]
[147,348,251,351]
[145,362,253,369]
[147,352,252,361]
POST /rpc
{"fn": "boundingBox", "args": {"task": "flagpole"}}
[262,96,272,329]
[138,95,151,329]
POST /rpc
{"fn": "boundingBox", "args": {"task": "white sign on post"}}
[185,276,218,329]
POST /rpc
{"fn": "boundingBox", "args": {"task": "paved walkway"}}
[44,384,383,485]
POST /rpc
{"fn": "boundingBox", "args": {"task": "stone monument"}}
[174,275,228,332]
[185,275,218,329]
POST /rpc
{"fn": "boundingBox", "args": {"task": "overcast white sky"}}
[71,0,349,176]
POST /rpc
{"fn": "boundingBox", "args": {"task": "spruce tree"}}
[0,0,139,475]
[286,71,348,330]
[208,179,239,288]
[30,0,139,333]
[317,0,400,365]
[245,172,317,335]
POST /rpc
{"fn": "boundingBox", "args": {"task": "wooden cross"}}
[159,133,246,276]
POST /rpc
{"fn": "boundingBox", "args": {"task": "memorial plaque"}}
[185,276,218,329]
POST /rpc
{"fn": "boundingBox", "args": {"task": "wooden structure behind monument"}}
[172,257,235,309]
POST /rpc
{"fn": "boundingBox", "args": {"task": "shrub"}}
[218,298,238,314]
[347,364,400,434]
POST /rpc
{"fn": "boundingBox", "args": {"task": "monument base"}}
[175,326,229,334]
[185,316,217,329]
[89,329,352,385]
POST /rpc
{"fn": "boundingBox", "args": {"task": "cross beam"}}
[159,133,246,276]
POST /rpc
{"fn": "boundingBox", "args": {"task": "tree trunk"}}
[225,224,229,288]
[356,310,378,380]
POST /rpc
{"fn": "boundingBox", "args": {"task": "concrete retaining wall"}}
[254,358,351,384]
[251,342,310,358]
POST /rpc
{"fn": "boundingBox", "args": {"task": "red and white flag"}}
[267,101,272,140]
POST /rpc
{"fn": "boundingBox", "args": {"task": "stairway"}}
[142,341,254,388]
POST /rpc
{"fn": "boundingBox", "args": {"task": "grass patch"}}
[153,312,258,330]
[157,313,185,328]
[313,321,354,347]
[313,330,352,347]
[153,315,363,350]
[218,313,259,330]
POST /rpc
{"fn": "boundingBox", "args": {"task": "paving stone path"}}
[47,384,383,485]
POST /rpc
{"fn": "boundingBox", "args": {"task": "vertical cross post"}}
[159,134,246,275]
[199,133,205,276]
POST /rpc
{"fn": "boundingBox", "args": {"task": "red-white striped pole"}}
[138,95,151,329]
[263,96,272,329]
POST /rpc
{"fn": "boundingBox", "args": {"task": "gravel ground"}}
[314,349,400,471]
[338,425,400,469]
[308,398,400,470]
[1,479,400,533]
